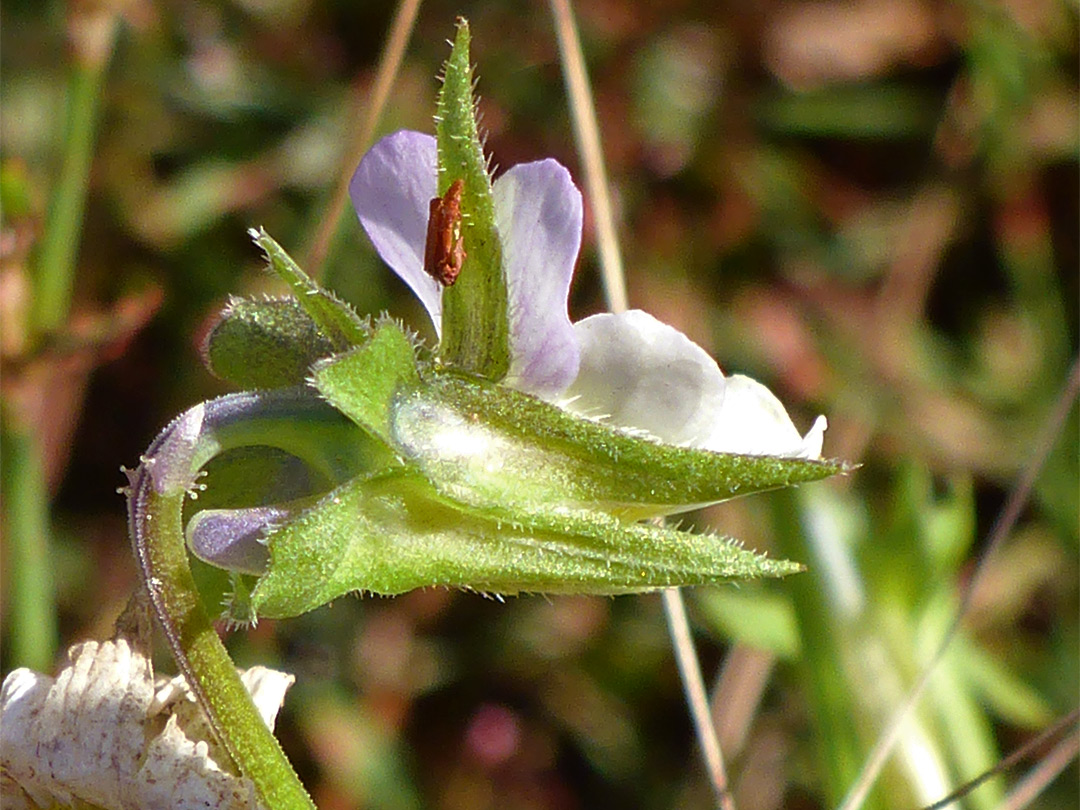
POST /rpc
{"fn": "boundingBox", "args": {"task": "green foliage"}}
[3,4,1075,808]
[314,322,422,444]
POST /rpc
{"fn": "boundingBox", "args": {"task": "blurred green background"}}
[2,0,1077,808]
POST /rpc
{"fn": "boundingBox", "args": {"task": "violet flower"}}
[351,130,826,459]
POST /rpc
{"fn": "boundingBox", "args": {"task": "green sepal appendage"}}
[249,227,369,352]
[315,358,846,520]
[250,467,803,618]
[434,18,511,382]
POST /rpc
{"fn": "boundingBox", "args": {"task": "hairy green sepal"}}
[201,230,370,389]
[249,227,369,351]
[250,467,801,617]
[394,373,843,517]
[313,322,421,445]
[435,19,511,381]
[316,359,844,520]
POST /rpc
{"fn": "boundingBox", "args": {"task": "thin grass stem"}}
[663,587,735,810]
[306,0,422,278]
[919,708,1079,810]
[548,2,732,805]
[997,729,1079,810]
[547,0,628,314]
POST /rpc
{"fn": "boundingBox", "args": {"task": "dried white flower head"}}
[1,629,293,810]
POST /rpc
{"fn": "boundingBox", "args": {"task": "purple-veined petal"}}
[560,310,826,458]
[350,130,443,334]
[560,310,726,447]
[494,159,582,398]
[702,375,827,459]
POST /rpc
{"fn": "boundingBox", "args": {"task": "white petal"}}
[560,310,826,459]
[702,374,826,459]
[560,310,726,447]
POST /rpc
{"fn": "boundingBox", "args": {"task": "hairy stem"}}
[126,392,363,810]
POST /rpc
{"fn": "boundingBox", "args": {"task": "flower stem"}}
[126,398,324,810]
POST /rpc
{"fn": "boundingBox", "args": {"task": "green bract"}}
[250,468,805,617]
[318,342,841,520]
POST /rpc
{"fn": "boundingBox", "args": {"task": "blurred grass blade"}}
[0,416,57,670]
[30,7,119,338]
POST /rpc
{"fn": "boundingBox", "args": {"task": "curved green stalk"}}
[125,390,366,810]
[128,472,315,810]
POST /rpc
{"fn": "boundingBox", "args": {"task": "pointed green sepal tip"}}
[249,469,803,619]
[434,19,511,382]
[249,228,369,352]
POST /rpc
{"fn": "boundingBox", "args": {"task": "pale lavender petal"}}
[560,310,726,446]
[350,130,443,334]
[494,159,582,398]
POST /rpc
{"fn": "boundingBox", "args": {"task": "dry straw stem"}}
[548,2,733,808]
[306,0,422,278]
